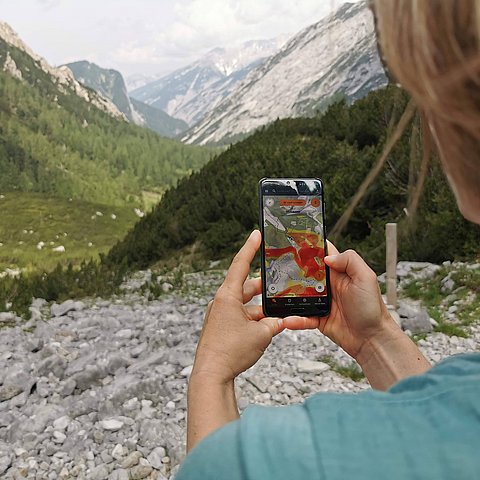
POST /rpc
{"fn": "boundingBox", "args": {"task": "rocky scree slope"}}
[183,1,387,145]
[0,263,479,479]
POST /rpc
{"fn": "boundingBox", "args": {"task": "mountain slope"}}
[66,60,188,137]
[183,2,387,145]
[108,86,480,272]
[130,98,188,138]
[130,38,286,126]
[0,22,215,206]
[66,60,137,121]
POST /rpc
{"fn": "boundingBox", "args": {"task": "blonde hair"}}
[373,0,480,201]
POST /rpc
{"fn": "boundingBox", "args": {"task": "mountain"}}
[183,2,388,145]
[130,98,188,138]
[0,22,124,120]
[0,21,214,206]
[108,85,480,272]
[126,73,158,92]
[130,37,287,127]
[66,60,188,137]
[66,60,139,122]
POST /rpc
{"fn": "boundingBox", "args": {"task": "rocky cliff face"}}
[183,2,387,145]
[130,37,287,127]
[0,22,125,120]
[66,60,189,137]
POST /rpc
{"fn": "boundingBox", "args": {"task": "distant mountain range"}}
[0,21,213,205]
[1,0,387,148]
[182,2,387,145]
[129,38,287,127]
[66,60,188,138]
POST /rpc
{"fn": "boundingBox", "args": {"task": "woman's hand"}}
[320,242,431,390]
[319,242,398,360]
[192,230,319,384]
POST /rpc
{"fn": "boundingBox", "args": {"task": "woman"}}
[177,1,480,478]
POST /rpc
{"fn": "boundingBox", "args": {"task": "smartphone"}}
[259,178,331,318]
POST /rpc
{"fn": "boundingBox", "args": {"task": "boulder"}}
[51,300,85,317]
[297,360,331,374]
[397,300,433,334]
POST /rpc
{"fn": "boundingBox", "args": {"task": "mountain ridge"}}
[182,2,387,145]
[65,60,188,137]
[0,23,214,206]
[0,21,125,121]
[130,37,287,127]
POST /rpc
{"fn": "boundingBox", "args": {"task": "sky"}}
[0,0,361,81]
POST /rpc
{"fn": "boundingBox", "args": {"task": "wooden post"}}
[386,223,397,309]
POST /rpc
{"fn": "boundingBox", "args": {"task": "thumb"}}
[324,249,370,281]
[258,317,285,337]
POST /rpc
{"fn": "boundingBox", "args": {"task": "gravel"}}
[0,268,477,479]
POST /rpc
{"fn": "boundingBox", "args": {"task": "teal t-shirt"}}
[177,353,480,479]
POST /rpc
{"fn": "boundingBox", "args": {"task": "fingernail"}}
[324,255,338,262]
[249,230,260,240]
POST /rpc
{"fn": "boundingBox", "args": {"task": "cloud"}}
[112,0,357,76]
[36,0,63,9]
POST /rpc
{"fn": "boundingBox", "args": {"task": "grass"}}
[319,356,365,381]
[402,265,480,337]
[0,192,139,272]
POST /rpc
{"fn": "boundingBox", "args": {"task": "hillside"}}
[183,2,387,145]
[108,86,480,271]
[66,60,188,138]
[0,192,139,271]
[0,23,215,207]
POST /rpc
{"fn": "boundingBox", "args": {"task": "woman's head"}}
[373,0,480,223]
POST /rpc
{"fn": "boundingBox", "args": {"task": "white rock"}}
[111,444,124,460]
[180,365,193,377]
[147,447,167,469]
[52,245,66,253]
[111,214,117,220]
[53,416,70,431]
[53,431,66,443]
[297,360,331,374]
[100,419,124,431]
[116,329,133,339]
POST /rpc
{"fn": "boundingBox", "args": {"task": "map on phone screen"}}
[263,194,327,298]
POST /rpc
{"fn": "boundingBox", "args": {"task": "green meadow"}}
[0,192,139,272]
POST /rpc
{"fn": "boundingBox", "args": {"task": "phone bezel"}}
[259,177,331,318]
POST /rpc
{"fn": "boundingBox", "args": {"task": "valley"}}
[0,192,139,272]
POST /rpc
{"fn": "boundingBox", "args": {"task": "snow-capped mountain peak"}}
[130,36,287,127]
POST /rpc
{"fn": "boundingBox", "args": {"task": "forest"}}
[0,38,215,207]
[2,85,479,316]
[108,85,479,271]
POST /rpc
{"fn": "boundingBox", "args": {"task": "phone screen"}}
[260,178,330,317]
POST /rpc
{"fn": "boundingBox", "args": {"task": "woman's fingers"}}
[245,305,265,321]
[324,249,371,281]
[257,315,320,337]
[223,230,262,291]
[326,239,340,256]
[282,315,321,330]
[243,277,262,303]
